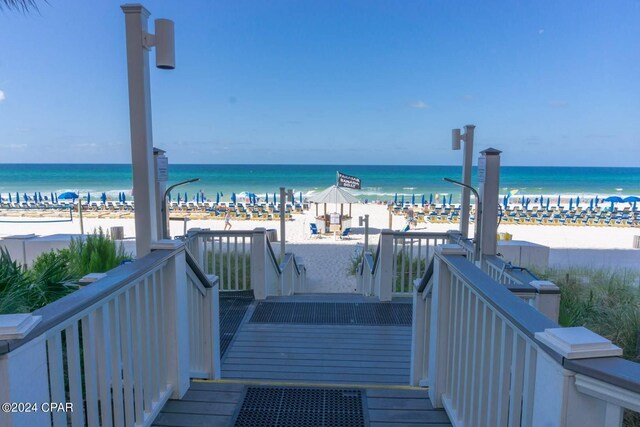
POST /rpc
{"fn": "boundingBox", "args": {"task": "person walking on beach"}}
[224,211,232,230]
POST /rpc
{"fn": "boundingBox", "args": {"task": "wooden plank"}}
[222,363,408,376]
[188,381,246,392]
[224,345,408,356]
[365,388,429,398]
[152,412,230,427]
[224,351,410,363]
[367,397,434,410]
[369,409,451,423]
[223,357,405,369]
[370,423,451,427]
[162,401,236,416]
[181,390,243,403]
[221,370,407,384]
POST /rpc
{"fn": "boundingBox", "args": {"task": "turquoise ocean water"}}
[0,164,638,203]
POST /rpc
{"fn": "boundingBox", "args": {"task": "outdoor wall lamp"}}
[142,18,175,69]
[451,125,475,239]
[444,177,482,263]
[162,178,199,239]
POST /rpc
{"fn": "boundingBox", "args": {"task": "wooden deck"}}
[152,295,451,426]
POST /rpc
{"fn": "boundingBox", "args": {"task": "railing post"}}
[428,244,467,407]
[251,228,267,300]
[152,240,190,398]
[0,318,51,427]
[410,279,429,387]
[204,278,221,379]
[529,280,561,322]
[186,228,205,268]
[378,229,394,302]
[531,327,623,426]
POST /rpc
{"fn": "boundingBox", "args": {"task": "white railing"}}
[185,250,221,380]
[360,230,450,301]
[411,244,640,427]
[186,229,253,291]
[0,240,220,427]
[187,227,305,300]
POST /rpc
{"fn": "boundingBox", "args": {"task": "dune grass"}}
[0,228,130,314]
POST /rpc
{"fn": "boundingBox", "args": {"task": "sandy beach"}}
[1,203,638,293]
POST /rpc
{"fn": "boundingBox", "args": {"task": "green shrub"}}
[0,248,31,313]
[66,228,128,277]
[538,267,640,362]
[207,251,251,291]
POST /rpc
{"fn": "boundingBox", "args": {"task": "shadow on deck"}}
[153,294,452,427]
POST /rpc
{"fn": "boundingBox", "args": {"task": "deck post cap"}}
[0,314,42,340]
[535,327,622,359]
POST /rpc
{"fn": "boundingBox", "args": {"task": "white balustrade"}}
[412,243,640,427]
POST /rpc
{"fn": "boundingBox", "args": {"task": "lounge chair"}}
[339,228,351,239]
[310,223,320,238]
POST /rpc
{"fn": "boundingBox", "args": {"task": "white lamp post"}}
[451,124,475,239]
[121,4,175,256]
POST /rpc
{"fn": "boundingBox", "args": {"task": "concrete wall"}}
[0,234,137,266]
[497,240,550,270]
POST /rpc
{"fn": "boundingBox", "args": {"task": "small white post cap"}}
[0,314,42,340]
[535,327,622,359]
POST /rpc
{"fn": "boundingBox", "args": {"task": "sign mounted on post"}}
[337,171,361,189]
[477,157,486,183]
[156,155,169,182]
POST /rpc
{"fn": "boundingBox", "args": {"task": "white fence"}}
[186,227,306,299]
[411,244,640,427]
[359,230,450,301]
[0,240,220,427]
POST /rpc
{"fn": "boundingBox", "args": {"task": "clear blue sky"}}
[0,0,639,166]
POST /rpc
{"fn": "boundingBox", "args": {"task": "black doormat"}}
[232,386,366,427]
[249,302,412,326]
[219,291,254,356]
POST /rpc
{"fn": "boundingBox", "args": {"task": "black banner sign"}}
[337,172,361,190]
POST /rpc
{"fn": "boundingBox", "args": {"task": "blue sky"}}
[0,0,638,166]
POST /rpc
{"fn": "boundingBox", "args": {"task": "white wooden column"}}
[530,280,561,322]
[532,327,623,427]
[410,279,429,387]
[377,229,394,302]
[428,245,466,407]
[251,228,267,300]
[204,279,221,380]
[0,314,50,427]
[152,240,190,398]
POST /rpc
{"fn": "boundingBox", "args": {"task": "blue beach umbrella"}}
[15,192,19,203]
[429,193,433,205]
[177,193,181,203]
[569,198,573,211]
[503,195,508,210]
[196,192,200,203]
[38,192,42,203]
[448,194,453,205]
[273,193,276,204]
[33,192,37,202]
[623,196,640,211]
[101,192,107,204]
[216,192,220,204]
[595,196,599,206]
[184,192,187,202]
[265,193,268,203]
[411,194,415,205]
[546,198,550,210]
[525,198,530,210]
[8,193,12,203]
[50,192,54,202]
[540,195,544,207]
[589,199,594,210]
[576,196,580,207]
[299,192,303,204]
[394,193,398,204]
[231,192,236,204]
[58,192,78,200]
[23,193,28,203]
[603,196,623,211]
[421,194,425,205]
[557,195,561,207]
[401,194,405,205]
[442,195,446,207]
[168,192,172,202]
[87,193,91,204]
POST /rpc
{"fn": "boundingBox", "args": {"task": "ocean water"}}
[0,164,638,203]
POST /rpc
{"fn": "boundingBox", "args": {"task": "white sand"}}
[1,204,639,293]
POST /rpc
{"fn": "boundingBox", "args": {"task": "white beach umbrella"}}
[309,185,359,204]
[309,185,360,218]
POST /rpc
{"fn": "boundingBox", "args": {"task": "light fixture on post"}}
[451,125,475,239]
[162,178,199,239]
[121,4,175,256]
[443,177,482,263]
